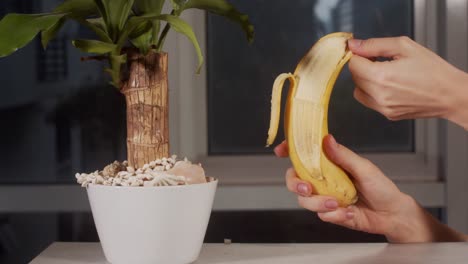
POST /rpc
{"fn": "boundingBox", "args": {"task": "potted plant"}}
[0,1,253,263]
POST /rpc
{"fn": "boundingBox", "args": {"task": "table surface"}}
[31,242,468,264]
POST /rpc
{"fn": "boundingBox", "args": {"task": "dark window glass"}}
[0,3,126,184]
[207,0,414,154]
[37,38,68,82]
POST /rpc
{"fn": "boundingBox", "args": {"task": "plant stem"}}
[155,23,171,51]
[151,21,160,46]
[122,52,170,168]
[109,49,123,88]
[155,9,176,51]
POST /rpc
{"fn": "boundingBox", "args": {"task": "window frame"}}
[444,0,468,233]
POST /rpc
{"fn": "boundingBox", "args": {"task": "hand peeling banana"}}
[267,32,358,206]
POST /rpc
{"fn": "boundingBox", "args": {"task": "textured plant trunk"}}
[121,50,169,168]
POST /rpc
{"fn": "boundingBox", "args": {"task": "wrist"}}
[445,70,468,130]
[385,194,466,243]
[384,194,427,243]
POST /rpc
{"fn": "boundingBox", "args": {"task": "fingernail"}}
[297,183,309,195]
[348,39,363,49]
[325,199,339,209]
[346,211,355,219]
[329,135,338,148]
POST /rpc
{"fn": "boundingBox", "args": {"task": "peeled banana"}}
[267,32,357,206]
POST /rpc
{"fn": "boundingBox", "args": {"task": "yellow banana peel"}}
[267,32,358,206]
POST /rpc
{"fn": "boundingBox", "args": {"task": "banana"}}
[267,32,357,206]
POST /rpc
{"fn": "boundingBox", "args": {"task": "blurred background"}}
[1,0,467,263]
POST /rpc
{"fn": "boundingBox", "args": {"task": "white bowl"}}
[86,178,217,264]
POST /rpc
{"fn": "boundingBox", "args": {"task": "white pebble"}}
[75,157,194,188]
[130,181,140,187]
[97,176,104,183]
[117,171,127,177]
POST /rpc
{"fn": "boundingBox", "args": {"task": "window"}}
[207,0,414,155]
[0,0,34,15]
[0,4,122,184]
[174,0,446,187]
[37,37,68,82]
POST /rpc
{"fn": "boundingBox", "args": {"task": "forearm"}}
[386,195,466,243]
[445,70,468,131]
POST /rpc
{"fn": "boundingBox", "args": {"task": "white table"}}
[31,242,468,264]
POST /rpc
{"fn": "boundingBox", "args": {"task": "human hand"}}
[348,37,468,129]
[275,135,466,242]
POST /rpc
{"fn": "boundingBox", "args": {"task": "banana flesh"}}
[267,32,357,206]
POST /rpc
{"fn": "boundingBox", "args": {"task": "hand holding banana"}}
[269,33,468,242]
[275,138,466,243]
[276,136,421,242]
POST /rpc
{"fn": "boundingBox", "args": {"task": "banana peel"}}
[267,32,357,206]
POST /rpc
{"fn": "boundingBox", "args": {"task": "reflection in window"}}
[37,38,68,82]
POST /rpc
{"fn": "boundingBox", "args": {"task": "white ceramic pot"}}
[86,178,217,264]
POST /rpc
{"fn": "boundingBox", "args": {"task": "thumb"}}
[348,37,411,59]
[323,135,376,182]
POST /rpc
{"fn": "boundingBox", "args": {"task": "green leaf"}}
[107,53,127,87]
[127,14,203,72]
[94,0,135,41]
[86,17,106,30]
[41,18,65,49]
[0,13,65,57]
[170,0,187,13]
[129,20,153,39]
[183,0,254,43]
[72,39,117,54]
[133,0,165,52]
[160,15,203,72]
[135,0,165,14]
[129,21,153,53]
[54,0,99,16]
[93,0,108,25]
[79,18,112,43]
[42,0,100,49]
